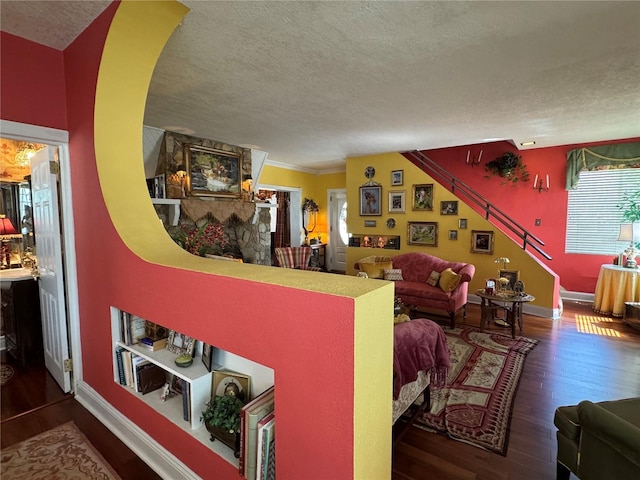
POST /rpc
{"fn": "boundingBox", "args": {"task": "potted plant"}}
[484,152,530,185]
[617,189,640,258]
[201,394,244,457]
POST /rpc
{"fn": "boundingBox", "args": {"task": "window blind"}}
[566,169,640,255]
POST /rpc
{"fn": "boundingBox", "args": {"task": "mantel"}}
[181,198,256,223]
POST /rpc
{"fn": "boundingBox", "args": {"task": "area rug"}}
[0,421,122,479]
[413,326,538,455]
[1,364,14,386]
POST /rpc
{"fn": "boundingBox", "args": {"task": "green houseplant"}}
[484,152,530,185]
[201,394,244,434]
[618,189,640,249]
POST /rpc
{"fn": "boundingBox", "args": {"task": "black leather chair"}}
[554,397,640,480]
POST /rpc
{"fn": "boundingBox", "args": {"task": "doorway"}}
[0,120,79,414]
[327,189,347,272]
[258,184,303,252]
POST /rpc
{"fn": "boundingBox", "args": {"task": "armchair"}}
[554,397,640,480]
[274,247,322,271]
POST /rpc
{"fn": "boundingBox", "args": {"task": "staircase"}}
[402,150,552,261]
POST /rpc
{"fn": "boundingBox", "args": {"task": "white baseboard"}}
[560,291,595,304]
[467,294,557,319]
[75,380,200,480]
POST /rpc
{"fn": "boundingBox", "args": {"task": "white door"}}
[31,147,71,392]
[328,189,347,272]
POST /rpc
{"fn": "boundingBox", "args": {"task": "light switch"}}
[535,219,541,226]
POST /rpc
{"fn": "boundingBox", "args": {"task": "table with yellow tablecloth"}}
[593,264,640,317]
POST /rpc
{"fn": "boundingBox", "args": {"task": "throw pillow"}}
[384,268,404,281]
[358,259,393,279]
[426,270,441,287]
[439,267,462,292]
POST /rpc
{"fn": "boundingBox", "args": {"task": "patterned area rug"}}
[1,421,122,479]
[413,326,538,455]
[1,364,14,386]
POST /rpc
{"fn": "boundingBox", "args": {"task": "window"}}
[566,169,640,255]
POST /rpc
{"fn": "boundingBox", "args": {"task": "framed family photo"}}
[166,330,196,356]
[212,369,251,402]
[388,190,406,213]
[440,200,458,215]
[360,186,382,216]
[412,184,433,211]
[470,230,494,254]
[498,270,520,292]
[407,221,438,246]
[201,343,213,371]
[391,169,404,186]
[448,230,458,240]
[458,218,468,229]
[185,144,242,198]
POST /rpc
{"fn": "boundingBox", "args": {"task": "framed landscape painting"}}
[186,144,242,198]
[471,230,494,254]
[407,221,438,246]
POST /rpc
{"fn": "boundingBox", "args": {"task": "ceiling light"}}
[14,142,37,167]
[520,141,536,146]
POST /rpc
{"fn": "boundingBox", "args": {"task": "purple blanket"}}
[393,318,450,399]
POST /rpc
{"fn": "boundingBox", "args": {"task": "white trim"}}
[256,184,303,246]
[560,290,594,304]
[0,120,68,144]
[264,158,345,176]
[75,381,200,480]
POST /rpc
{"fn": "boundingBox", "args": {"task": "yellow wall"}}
[345,153,558,310]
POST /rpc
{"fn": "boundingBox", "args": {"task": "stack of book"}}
[114,347,166,395]
[239,386,275,480]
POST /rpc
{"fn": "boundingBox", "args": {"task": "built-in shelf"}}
[151,198,181,225]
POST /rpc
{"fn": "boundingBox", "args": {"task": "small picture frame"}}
[391,169,404,186]
[407,221,438,246]
[170,374,183,395]
[440,201,458,215]
[498,270,520,292]
[201,343,213,372]
[388,190,406,213]
[448,230,458,240]
[364,220,377,227]
[166,330,196,356]
[412,184,434,211]
[212,369,251,402]
[458,218,468,229]
[471,230,494,254]
[360,186,382,216]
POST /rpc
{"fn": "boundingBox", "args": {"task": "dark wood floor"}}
[2,301,639,479]
[393,301,640,480]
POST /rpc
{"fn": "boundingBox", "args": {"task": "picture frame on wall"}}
[440,200,458,215]
[388,190,406,213]
[364,220,376,227]
[407,221,438,246]
[360,185,382,216]
[470,230,494,254]
[412,184,434,211]
[185,144,242,198]
[498,270,520,292]
[212,369,251,402]
[166,330,196,356]
[458,218,468,229]
[449,230,458,240]
[391,169,404,186]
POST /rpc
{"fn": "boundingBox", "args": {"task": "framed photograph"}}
[498,270,520,292]
[201,343,213,372]
[471,230,494,254]
[166,330,196,356]
[412,184,434,211]
[388,190,406,213]
[364,220,376,227]
[448,230,458,240]
[186,144,242,198]
[212,369,251,402]
[391,169,404,186]
[170,374,183,395]
[407,221,438,246]
[360,186,382,216]
[440,200,458,215]
[458,218,468,229]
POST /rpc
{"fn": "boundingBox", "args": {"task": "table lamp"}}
[494,256,510,270]
[0,215,22,269]
[618,223,639,268]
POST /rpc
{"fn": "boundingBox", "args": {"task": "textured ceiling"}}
[2,1,640,172]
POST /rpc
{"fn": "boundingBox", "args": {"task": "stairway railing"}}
[403,150,552,260]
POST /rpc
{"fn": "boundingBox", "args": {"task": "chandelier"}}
[14,142,37,167]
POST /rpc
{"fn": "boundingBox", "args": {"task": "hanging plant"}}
[484,152,530,185]
[618,189,640,223]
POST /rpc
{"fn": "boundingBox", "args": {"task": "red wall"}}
[2,4,357,479]
[412,137,640,293]
[0,32,67,130]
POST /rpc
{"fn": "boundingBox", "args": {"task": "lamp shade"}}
[618,223,640,243]
[0,215,18,235]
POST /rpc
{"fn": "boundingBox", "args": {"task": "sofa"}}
[554,397,640,480]
[354,252,475,328]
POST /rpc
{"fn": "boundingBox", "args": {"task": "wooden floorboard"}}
[392,300,640,480]
[2,300,639,479]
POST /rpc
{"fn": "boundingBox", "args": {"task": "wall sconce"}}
[176,170,187,198]
[532,174,549,192]
[241,175,254,202]
[466,149,483,167]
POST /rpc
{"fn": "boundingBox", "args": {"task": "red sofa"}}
[391,252,475,328]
